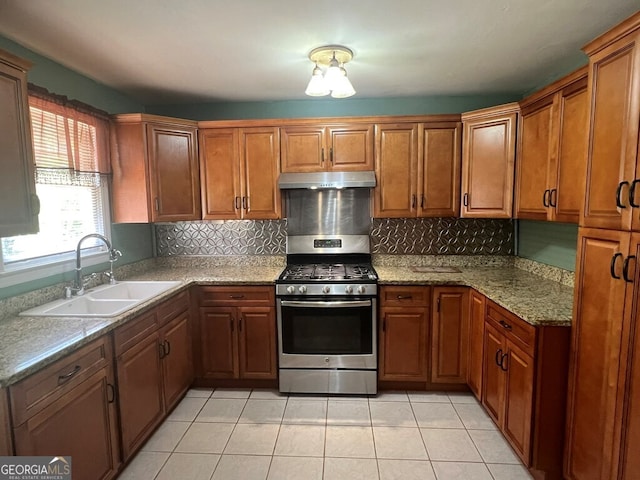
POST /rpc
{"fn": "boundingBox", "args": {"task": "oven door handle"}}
[279,300,372,308]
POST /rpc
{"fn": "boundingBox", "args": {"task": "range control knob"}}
[286,286,296,294]
[298,285,307,294]
[357,285,367,294]
[322,285,331,294]
[345,285,353,294]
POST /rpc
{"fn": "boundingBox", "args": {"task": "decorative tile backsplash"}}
[154,218,513,256]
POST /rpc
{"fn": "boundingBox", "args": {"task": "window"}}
[0,94,112,286]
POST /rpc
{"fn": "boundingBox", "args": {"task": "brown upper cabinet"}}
[581,13,640,231]
[280,124,373,173]
[111,114,201,223]
[461,103,519,218]
[0,49,39,237]
[516,68,588,223]
[199,127,281,220]
[373,119,462,218]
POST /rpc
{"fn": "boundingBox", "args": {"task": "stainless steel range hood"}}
[278,171,376,189]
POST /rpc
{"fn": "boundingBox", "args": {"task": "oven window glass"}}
[280,302,373,355]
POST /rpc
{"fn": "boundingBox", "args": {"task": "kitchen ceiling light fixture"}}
[305,45,356,98]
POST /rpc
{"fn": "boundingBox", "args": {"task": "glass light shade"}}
[323,55,343,91]
[305,65,329,96]
[330,67,356,98]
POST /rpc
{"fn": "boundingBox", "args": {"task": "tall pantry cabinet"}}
[565,12,640,480]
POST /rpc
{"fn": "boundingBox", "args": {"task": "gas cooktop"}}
[279,263,377,282]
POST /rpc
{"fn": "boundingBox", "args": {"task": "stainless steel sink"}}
[20,281,182,317]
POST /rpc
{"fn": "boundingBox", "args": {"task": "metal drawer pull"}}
[396,295,413,300]
[229,295,245,299]
[58,365,81,384]
[611,252,623,280]
[499,320,512,330]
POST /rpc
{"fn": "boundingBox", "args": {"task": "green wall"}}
[147,94,521,121]
[517,220,578,271]
[0,36,154,299]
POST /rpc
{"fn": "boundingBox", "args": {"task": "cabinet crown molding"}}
[583,10,640,56]
[461,102,520,121]
[0,48,32,72]
[112,113,198,127]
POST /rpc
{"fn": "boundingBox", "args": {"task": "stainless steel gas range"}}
[276,172,378,395]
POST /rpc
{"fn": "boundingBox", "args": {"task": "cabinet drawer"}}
[379,286,430,307]
[157,290,189,326]
[198,286,275,306]
[10,335,113,426]
[114,310,158,356]
[486,300,536,355]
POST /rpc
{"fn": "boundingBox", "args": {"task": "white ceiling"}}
[0,0,638,105]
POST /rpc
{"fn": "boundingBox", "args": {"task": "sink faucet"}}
[71,233,121,296]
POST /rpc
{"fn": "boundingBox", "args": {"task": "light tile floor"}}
[119,389,533,480]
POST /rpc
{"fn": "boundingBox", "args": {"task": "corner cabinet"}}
[430,287,469,384]
[199,127,281,220]
[0,49,39,237]
[10,336,120,480]
[280,124,373,173]
[467,289,486,399]
[373,119,462,218]
[515,68,588,223]
[111,114,201,223]
[580,14,640,231]
[378,286,431,382]
[194,286,277,384]
[461,103,519,218]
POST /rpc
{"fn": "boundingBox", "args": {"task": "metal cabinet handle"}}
[500,352,509,371]
[543,189,550,207]
[420,194,425,208]
[238,317,243,332]
[164,340,171,356]
[630,179,640,208]
[107,383,116,403]
[436,297,441,313]
[242,196,248,210]
[463,193,469,207]
[623,255,636,283]
[495,349,503,367]
[154,197,160,212]
[499,320,512,331]
[411,194,417,209]
[616,181,630,208]
[396,295,413,300]
[235,196,241,210]
[58,365,81,385]
[549,188,558,208]
[229,295,245,299]
[611,252,624,279]
[159,342,166,359]
[321,148,325,163]
[330,147,334,164]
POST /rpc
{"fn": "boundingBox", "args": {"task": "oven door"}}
[277,297,377,369]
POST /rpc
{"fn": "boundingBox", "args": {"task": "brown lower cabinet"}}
[467,289,486,399]
[431,287,469,384]
[114,290,193,461]
[194,286,277,383]
[10,336,120,480]
[482,298,570,480]
[378,285,431,382]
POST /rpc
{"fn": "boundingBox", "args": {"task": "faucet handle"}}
[109,249,122,262]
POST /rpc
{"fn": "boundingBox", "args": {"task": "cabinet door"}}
[620,233,640,480]
[327,124,374,171]
[161,312,194,411]
[418,123,462,217]
[482,322,506,424]
[467,289,486,399]
[582,32,639,230]
[431,287,469,384]
[200,129,242,220]
[241,127,281,219]
[461,105,518,218]
[238,307,277,379]
[515,97,555,221]
[373,123,418,218]
[198,307,239,379]
[503,339,534,464]
[14,368,120,480]
[553,77,588,223]
[147,123,201,222]
[116,330,164,460]
[280,126,325,172]
[379,307,429,381]
[565,228,631,480]
[0,53,38,237]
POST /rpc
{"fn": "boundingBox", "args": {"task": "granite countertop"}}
[0,259,572,388]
